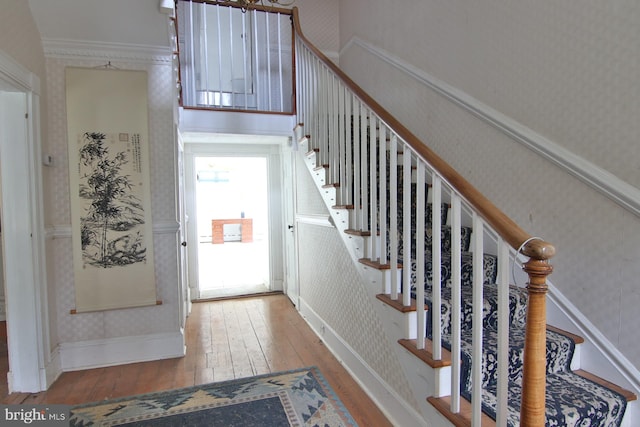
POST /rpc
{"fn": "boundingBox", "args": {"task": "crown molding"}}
[42,38,173,65]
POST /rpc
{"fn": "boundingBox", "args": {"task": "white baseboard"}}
[59,331,185,372]
[42,346,63,390]
[298,298,429,427]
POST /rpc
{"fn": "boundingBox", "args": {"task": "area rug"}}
[69,366,358,426]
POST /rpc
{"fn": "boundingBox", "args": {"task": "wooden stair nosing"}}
[398,338,452,369]
[333,204,355,210]
[546,324,585,344]
[574,369,637,402]
[358,258,402,270]
[305,148,319,157]
[344,228,370,236]
[376,294,424,313]
[313,164,329,171]
[321,183,340,189]
[428,396,495,427]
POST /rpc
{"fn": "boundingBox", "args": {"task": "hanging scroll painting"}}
[66,67,156,313]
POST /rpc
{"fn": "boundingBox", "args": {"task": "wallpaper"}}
[45,56,179,343]
[338,0,640,370]
[295,153,419,412]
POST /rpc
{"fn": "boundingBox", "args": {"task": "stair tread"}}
[398,338,451,369]
[574,369,637,402]
[429,368,632,427]
[376,294,425,312]
[546,324,585,344]
[428,395,495,427]
[344,228,370,236]
[358,258,401,270]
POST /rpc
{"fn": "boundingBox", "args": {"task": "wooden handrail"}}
[291,8,551,256]
[292,7,554,425]
[183,0,293,15]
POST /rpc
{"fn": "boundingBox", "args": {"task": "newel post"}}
[520,239,555,427]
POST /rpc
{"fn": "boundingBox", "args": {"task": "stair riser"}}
[397,345,452,399]
[376,301,426,341]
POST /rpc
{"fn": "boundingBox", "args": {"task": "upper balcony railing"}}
[176,0,294,114]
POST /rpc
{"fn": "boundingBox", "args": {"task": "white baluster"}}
[450,194,462,414]
[369,114,378,262]
[402,147,412,306]
[472,213,484,426]
[389,133,398,299]
[431,173,442,360]
[496,239,510,427]
[416,161,426,350]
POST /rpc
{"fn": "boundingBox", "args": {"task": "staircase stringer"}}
[295,131,456,424]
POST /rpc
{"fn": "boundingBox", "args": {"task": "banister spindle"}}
[520,239,555,427]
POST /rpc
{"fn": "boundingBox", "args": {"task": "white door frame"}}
[281,144,299,307]
[0,51,50,392]
[176,132,191,323]
[182,136,286,300]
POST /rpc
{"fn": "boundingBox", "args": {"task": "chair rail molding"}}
[341,36,640,218]
[46,221,180,239]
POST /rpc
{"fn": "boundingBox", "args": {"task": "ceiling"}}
[27,0,172,49]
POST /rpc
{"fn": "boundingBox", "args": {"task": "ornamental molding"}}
[42,38,172,65]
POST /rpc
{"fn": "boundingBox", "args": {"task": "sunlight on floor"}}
[197,238,269,299]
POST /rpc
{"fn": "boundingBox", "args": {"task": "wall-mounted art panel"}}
[66,67,156,313]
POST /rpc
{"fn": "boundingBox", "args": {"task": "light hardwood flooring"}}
[0,294,392,426]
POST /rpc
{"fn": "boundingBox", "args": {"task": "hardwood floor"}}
[0,294,392,426]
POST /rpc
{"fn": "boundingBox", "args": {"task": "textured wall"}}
[294,0,340,58]
[338,1,640,369]
[0,0,46,83]
[45,55,180,344]
[295,154,418,411]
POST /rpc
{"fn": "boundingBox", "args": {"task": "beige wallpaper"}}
[294,0,340,58]
[295,155,418,411]
[338,1,640,369]
[45,55,179,343]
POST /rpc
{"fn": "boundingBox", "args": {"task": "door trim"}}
[0,51,51,392]
[182,138,286,300]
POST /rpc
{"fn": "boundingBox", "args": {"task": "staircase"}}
[292,8,636,427]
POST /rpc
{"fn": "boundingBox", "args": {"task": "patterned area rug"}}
[69,367,357,426]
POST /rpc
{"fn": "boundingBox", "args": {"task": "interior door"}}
[282,145,299,307]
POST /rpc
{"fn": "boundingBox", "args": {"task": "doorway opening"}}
[195,156,270,299]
